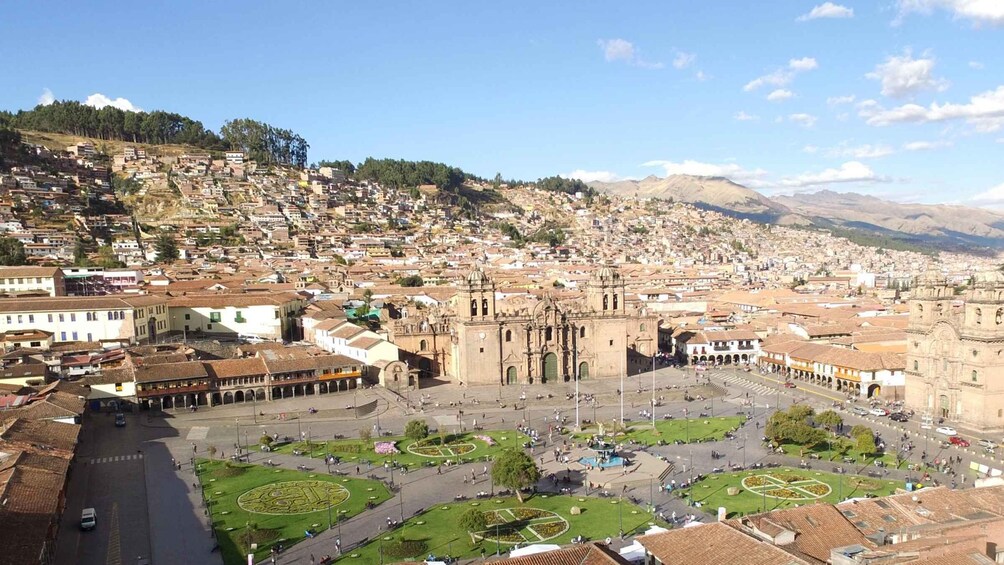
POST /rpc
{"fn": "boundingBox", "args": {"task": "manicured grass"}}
[197,459,392,565]
[262,430,522,471]
[677,466,902,518]
[776,436,906,469]
[335,494,666,562]
[573,416,746,445]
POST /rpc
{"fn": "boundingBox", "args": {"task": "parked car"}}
[889,412,910,422]
[978,439,997,449]
[949,436,971,447]
[784,382,797,389]
[851,407,870,416]
[935,426,958,436]
[869,408,889,417]
[114,413,126,427]
[80,508,97,531]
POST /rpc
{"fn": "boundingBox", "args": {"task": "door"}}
[542,353,558,384]
[506,366,517,385]
[939,394,949,419]
[578,362,589,380]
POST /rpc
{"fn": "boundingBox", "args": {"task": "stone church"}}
[905,268,1004,432]
[387,265,658,386]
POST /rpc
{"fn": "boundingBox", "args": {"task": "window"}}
[470,299,478,316]
[59,314,64,322]
[17,315,22,324]
[28,314,33,323]
[70,313,76,322]
[613,294,619,309]
[976,308,983,325]
[274,311,279,318]
[972,370,978,382]
[4,315,9,324]
[482,298,488,314]
[185,313,191,320]
[640,323,646,332]
[545,327,553,341]
[115,383,123,392]
[479,347,484,353]
[235,311,245,323]
[60,332,66,341]
[505,330,512,342]
[87,333,92,341]
[71,331,78,340]
[913,360,919,371]
[30,341,40,347]
[210,312,221,323]
[603,295,609,310]
[580,326,586,338]
[420,339,428,351]
[609,340,614,346]
[48,314,53,323]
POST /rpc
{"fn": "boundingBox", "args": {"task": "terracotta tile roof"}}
[167,291,303,308]
[348,336,384,350]
[133,361,208,383]
[0,266,62,278]
[262,354,356,375]
[637,522,812,565]
[728,504,872,564]
[0,465,64,514]
[0,510,56,565]
[17,393,84,420]
[0,418,80,452]
[0,295,166,313]
[483,542,630,564]
[204,358,268,379]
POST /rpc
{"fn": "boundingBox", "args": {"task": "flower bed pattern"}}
[374,442,399,455]
[740,473,831,501]
[475,508,568,544]
[406,438,477,458]
[474,434,496,446]
[237,480,350,515]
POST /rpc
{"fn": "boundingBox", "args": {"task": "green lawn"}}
[776,436,906,469]
[677,466,903,518]
[261,430,522,471]
[573,416,746,445]
[335,494,666,563]
[197,459,393,565]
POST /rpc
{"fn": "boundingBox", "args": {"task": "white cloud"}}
[561,170,621,183]
[903,140,951,151]
[37,88,55,106]
[640,159,769,186]
[84,93,142,112]
[825,143,896,158]
[969,61,985,70]
[859,85,1004,132]
[673,51,696,69]
[695,70,710,81]
[781,161,889,188]
[803,145,820,154]
[734,111,760,121]
[744,57,817,91]
[866,50,949,98]
[895,0,1004,26]
[597,38,663,69]
[767,89,794,102]
[827,94,856,105]
[789,57,819,72]
[797,2,854,21]
[788,113,818,127]
[970,182,1004,205]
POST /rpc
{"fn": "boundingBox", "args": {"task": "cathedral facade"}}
[905,269,1004,432]
[388,265,658,386]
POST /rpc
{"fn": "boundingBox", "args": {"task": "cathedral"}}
[388,265,659,386]
[905,268,1004,432]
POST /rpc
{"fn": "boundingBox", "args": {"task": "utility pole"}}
[575,358,581,431]
[620,353,625,426]
[651,353,657,430]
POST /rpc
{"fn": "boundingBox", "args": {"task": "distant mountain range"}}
[589,175,1004,252]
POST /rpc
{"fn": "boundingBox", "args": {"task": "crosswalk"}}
[711,371,777,397]
[90,453,144,465]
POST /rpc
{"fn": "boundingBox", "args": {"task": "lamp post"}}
[399,481,405,523]
[575,359,581,431]
[252,392,257,424]
[651,352,657,430]
[620,354,625,426]
[327,489,333,531]
[235,418,240,454]
[307,426,312,459]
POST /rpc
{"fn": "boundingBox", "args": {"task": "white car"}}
[978,439,997,449]
[935,426,958,436]
[869,408,889,417]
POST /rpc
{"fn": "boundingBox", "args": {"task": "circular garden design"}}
[407,438,478,458]
[237,480,350,515]
[476,508,569,544]
[740,472,832,501]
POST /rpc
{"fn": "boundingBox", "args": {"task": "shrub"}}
[382,539,428,558]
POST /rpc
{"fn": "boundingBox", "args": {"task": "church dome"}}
[974,270,1004,287]
[596,264,620,281]
[466,265,490,285]
[915,267,945,287]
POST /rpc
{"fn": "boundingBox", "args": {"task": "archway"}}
[418,358,432,378]
[542,353,558,384]
[162,396,174,409]
[506,366,517,385]
[234,390,244,403]
[867,383,881,398]
[223,392,233,405]
[578,362,589,380]
[939,394,949,419]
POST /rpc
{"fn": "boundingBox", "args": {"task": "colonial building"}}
[905,269,1004,431]
[0,266,65,297]
[388,265,659,386]
[0,295,169,345]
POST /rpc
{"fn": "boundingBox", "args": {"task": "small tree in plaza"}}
[815,410,843,432]
[851,425,876,455]
[259,434,273,447]
[405,419,430,442]
[359,428,372,442]
[491,448,540,503]
[458,507,487,544]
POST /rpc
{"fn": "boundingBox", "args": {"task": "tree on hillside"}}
[458,508,487,544]
[404,420,429,442]
[154,233,179,263]
[491,449,540,503]
[0,237,28,266]
[395,275,423,287]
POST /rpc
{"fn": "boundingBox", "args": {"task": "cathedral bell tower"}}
[908,267,952,332]
[587,264,625,316]
[962,271,1004,339]
[458,264,496,321]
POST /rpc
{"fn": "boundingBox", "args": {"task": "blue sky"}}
[2,1,1003,205]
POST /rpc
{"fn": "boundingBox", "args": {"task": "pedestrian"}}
[310,554,315,565]
[437,465,442,475]
[464,475,468,484]
[193,443,197,453]
[356,466,360,475]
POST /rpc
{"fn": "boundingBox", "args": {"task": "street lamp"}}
[651,351,657,430]
[236,418,241,454]
[252,392,257,424]
[620,354,625,426]
[575,358,581,431]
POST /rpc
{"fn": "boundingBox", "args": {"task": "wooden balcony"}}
[137,383,211,398]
